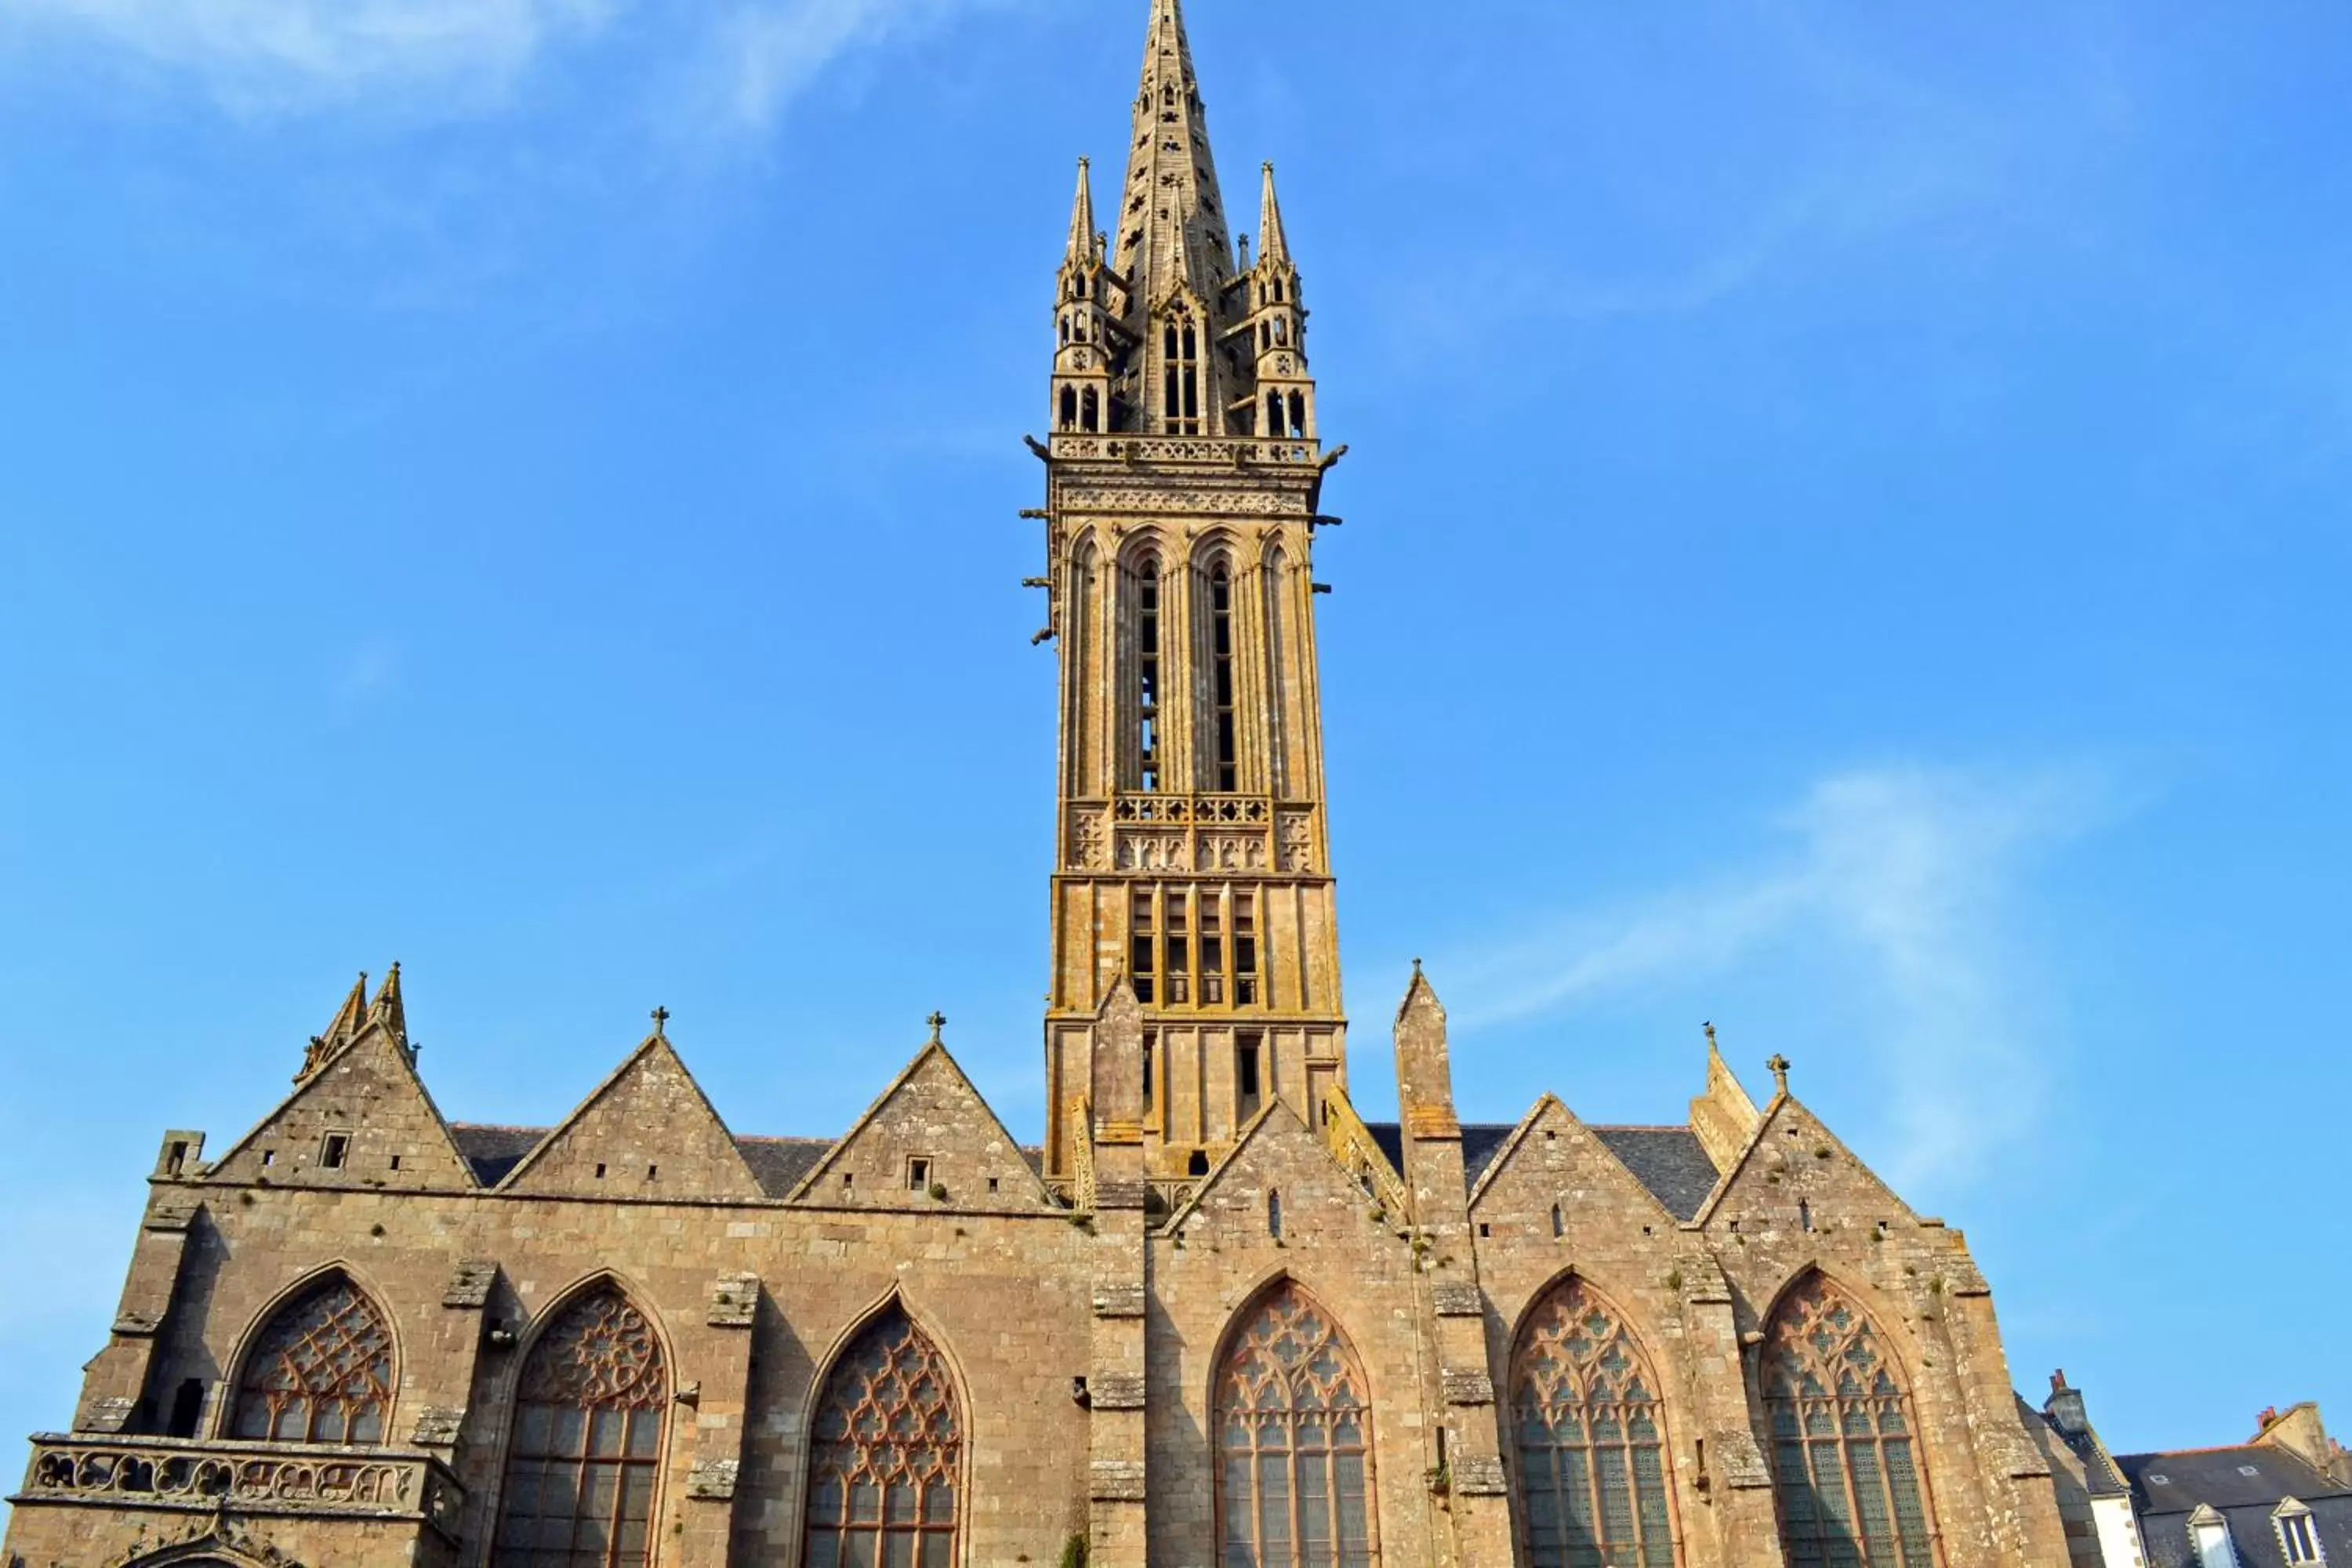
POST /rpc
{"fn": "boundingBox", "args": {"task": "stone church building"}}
[4,4,2076,1566]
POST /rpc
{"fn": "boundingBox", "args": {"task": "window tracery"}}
[802,1305,962,1568]
[492,1285,667,1568]
[1509,1278,1676,1567]
[1215,1281,1379,1568]
[1762,1275,1938,1568]
[228,1275,394,1445]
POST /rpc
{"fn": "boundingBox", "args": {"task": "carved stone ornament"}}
[1069,809,1109,870]
[1276,813,1316,873]
[103,1512,309,1568]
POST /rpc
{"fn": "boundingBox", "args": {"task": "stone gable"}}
[499,1033,761,1202]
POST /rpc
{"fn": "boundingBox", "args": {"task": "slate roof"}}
[1363,1121,1722,1221]
[731,1137,835,1199]
[2117,1446,2352,1568]
[2016,1397,2131,1499]
[1590,1127,1722,1221]
[448,1125,545,1187]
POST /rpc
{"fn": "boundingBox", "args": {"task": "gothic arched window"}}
[1163,313,1202,434]
[228,1274,394,1444]
[492,1285,668,1568]
[1510,1277,1677,1567]
[1129,554,1163,791]
[1762,1275,1938,1568]
[802,1305,963,1568]
[1261,546,1289,797]
[1207,561,1239,791]
[1216,1281,1380,1568]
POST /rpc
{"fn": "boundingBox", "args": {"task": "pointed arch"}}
[1260,542,1290,797]
[1193,536,1243,793]
[1213,1277,1381,1568]
[800,1292,966,1568]
[1122,544,1167,792]
[224,1266,396,1444]
[1760,1269,1940,1567]
[1508,1272,1679,1567]
[491,1276,669,1568]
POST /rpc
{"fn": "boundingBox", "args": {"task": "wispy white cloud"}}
[0,0,616,114]
[1443,765,2111,1191]
[671,0,1004,141]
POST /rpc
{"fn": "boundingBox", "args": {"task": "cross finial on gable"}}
[1766,1053,1791,1094]
[927,1011,946,1044]
[1704,1020,1718,1050]
[651,1006,670,1037]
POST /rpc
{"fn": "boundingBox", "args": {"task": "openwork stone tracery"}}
[492,1284,667,1568]
[1214,1281,1379,1568]
[229,1276,394,1445]
[802,1305,963,1568]
[1509,1277,1677,1567]
[1762,1274,1939,1568]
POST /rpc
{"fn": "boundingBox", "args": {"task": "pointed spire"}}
[1114,0,1233,307]
[1258,162,1290,264]
[1065,158,1096,269]
[366,962,405,1041]
[299,971,371,1081]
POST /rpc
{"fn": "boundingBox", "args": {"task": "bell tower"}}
[1040,0,1345,1192]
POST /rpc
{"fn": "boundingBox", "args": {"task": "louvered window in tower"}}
[229,1276,394,1443]
[802,1306,963,1568]
[493,1286,667,1568]
[1209,564,1239,790]
[1216,1281,1380,1568]
[1762,1275,1939,1567]
[1164,316,1202,434]
[1510,1278,1677,1567]
[1134,557,1162,790]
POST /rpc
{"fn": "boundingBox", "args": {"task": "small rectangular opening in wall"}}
[842,1172,855,1192]
[165,1141,190,1176]
[987,1177,1000,1194]
[594,1163,607,1180]
[907,1157,932,1192]
[320,1133,351,1171]
[166,1379,204,1439]
[645,1164,659,1181]
[1236,1033,1264,1120]
[1478,1222,1492,1238]
[260,1149,277,1167]
[390,1155,402,1172]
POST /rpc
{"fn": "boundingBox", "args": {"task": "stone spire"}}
[1258,162,1291,264]
[366,962,405,1042]
[1113,0,1234,303]
[1065,158,1097,270]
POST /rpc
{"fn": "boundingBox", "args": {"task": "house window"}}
[493,1286,666,1568]
[1512,1276,1677,1567]
[2280,1507,2321,1564]
[1215,1282,1378,1568]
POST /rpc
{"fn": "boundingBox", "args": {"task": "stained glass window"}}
[228,1275,394,1444]
[493,1285,668,1568]
[802,1306,962,1568]
[1762,1275,1939,1568]
[1216,1281,1380,1568]
[1511,1278,1677,1567]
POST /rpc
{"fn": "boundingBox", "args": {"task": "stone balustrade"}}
[14,1434,463,1541]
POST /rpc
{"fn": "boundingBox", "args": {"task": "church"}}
[2,4,2075,1566]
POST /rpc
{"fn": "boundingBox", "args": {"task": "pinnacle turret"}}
[1258,163,1290,264]
[1064,158,1097,271]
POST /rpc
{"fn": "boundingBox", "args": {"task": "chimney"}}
[2046,1370,2090,1438]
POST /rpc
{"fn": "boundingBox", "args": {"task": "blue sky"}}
[1,0,2347,1475]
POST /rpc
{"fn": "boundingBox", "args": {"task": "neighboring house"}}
[2114,1403,2352,1568]
[2026,1370,2148,1567]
